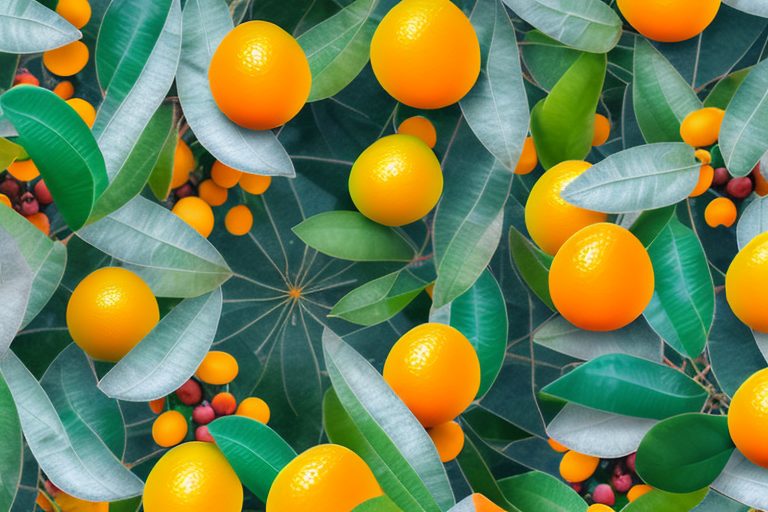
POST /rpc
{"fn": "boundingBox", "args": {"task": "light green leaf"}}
[723,0,768,17]
[712,452,768,510]
[0,0,81,53]
[0,374,21,512]
[623,488,708,511]
[508,226,553,310]
[704,68,751,109]
[0,229,32,356]
[354,495,404,512]
[737,195,768,249]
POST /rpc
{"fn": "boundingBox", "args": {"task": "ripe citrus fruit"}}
[349,134,443,226]
[592,114,611,146]
[689,164,714,197]
[56,0,92,29]
[66,98,96,128]
[198,179,227,206]
[726,232,768,333]
[7,159,39,181]
[704,197,737,228]
[727,368,768,467]
[43,41,89,76]
[680,107,725,148]
[397,116,437,148]
[617,0,721,43]
[225,204,253,236]
[236,397,271,423]
[524,160,608,256]
[208,21,311,130]
[27,212,50,235]
[427,420,465,463]
[515,136,538,175]
[559,450,599,483]
[371,0,479,109]
[196,351,239,385]
[211,161,242,188]
[144,442,243,512]
[66,267,159,362]
[44,491,107,512]
[171,139,195,189]
[549,223,654,331]
[172,197,214,238]
[266,444,381,512]
[548,438,569,453]
[239,173,272,195]
[53,80,74,100]
[383,322,480,427]
[588,505,614,512]
[627,484,653,502]
[472,494,506,512]
[152,410,188,448]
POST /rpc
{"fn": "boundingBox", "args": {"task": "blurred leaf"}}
[0,86,108,230]
[736,195,768,249]
[508,226,553,310]
[354,495,404,512]
[0,0,81,53]
[636,413,734,494]
[0,137,24,170]
[98,288,222,401]
[519,31,579,91]
[0,374,21,512]
[177,0,294,176]
[499,471,587,512]
[562,142,699,213]
[147,113,178,200]
[541,353,708,420]
[723,0,768,17]
[208,415,297,502]
[712,451,768,510]
[0,229,32,356]
[704,68,751,109]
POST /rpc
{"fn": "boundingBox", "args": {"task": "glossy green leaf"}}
[632,38,701,143]
[0,86,108,230]
[0,374,21,512]
[520,31,580,91]
[208,415,297,502]
[98,288,222,401]
[636,413,734,493]
[623,488,708,512]
[0,0,81,53]
[704,68,751,109]
[455,428,517,510]
[562,143,699,213]
[723,0,768,17]
[354,495,404,512]
[508,226,553,310]
[0,137,24,170]
[736,195,768,249]
[293,211,415,262]
[499,471,587,512]
[77,196,232,298]
[630,206,677,248]
[147,112,178,200]
[541,353,708,420]
[712,452,768,510]
[177,0,294,176]
[530,52,606,169]
[0,229,32,356]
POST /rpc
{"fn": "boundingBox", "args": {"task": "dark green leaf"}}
[704,68,751,109]
[0,373,21,512]
[508,227,553,310]
[630,207,676,247]
[147,112,178,200]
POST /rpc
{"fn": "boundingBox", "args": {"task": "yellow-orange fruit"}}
[515,136,538,175]
[680,108,725,147]
[617,0,720,43]
[427,420,465,463]
[152,410,188,448]
[727,368,768,467]
[211,161,242,188]
[172,197,214,238]
[592,114,611,146]
[196,351,239,385]
[43,41,89,76]
[559,451,599,483]
[198,179,228,207]
[225,205,253,236]
[239,174,272,195]
[66,98,96,127]
[236,397,270,423]
[7,159,40,181]
[689,164,714,197]
[704,197,737,228]
[397,116,437,148]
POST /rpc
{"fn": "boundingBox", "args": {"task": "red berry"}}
[43,480,60,496]
[175,183,194,198]
[19,193,39,217]
[727,176,753,199]
[626,453,637,473]
[192,402,216,425]
[570,482,583,494]
[611,473,633,493]
[712,167,730,187]
[175,379,202,405]
[593,483,615,506]
[13,70,39,87]
[34,180,53,205]
[211,392,237,416]
[195,425,214,443]
[0,178,20,199]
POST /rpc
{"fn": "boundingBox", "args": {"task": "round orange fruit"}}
[617,0,721,43]
[727,368,768,467]
[726,232,768,333]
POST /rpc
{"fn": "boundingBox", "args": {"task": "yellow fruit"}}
[53,80,75,100]
[617,0,720,43]
[704,197,737,228]
[524,160,608,256]
[66,267,159,362]
[515,136,538,175]
[66,98,96,128]
[266,444,381,512]
[43,41,89,76]
[349,134,442,226]
[371,0,480,109]
[549,223,654,331]
[383,322,480,427]
[728,368,768,467]
[726,232,768,333]
[680,108,725,148]
[239,173,272,195]
[211,161,242,189]
[198,179,228,207]
[7,159,40,181]
[559,451,599,483]
[397,116,437,148]
[196,351,239,385]
[236,397,271,423]
[144,442,243,512]
[695,149,711,164]
[427,420,465,463]
[472,494,506,512]
[171,139,195,189]
[0,194,10,208]
[225,204,253,236]
[208,21,311,130]
[56,0,92,29]
[588,505,614,512]
[172,197,214,238]
[548,438,569,453]
[49,491,108,512]
[592,114,611,146]
[689,164,714,197]
[152,410,188,448]
[627,484,653,502]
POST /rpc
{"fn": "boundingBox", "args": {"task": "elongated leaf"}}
[562,142,699,213]
[0,86,108,230]
[0,229,32,356]
[98,288,222,401]
[455,428,517,510]
[0,0,81,53]
[693,490,751,512]
[208,416,297,502]
[147,113,178,200]
[354,496,404,512]
[737,195,768,249]
[724,0,768,17]
[508,226,553,309]
[633,38,701,143]
[0,374,21,512]
[499,471,587,512]
[624,488,708,511]
[630,206,677,248]
[541,353,708,420]
[712,452,768,510]
[705,68,751,109]
[293,211,415,262]
[461,0,528,171]
[0,350,143,501]
[177,0,294,176]
[520,31,580,91]
[78,196,232,298]
[501,0,621,53]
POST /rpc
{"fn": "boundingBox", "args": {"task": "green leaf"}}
[208,415,297,502]
[0,350,143,501]
[704,68,751,109]
[632,38,701,143]
[562,142,699,213]
[623,488,708,512]
[77,196,232,298]
[630,207,677,248]
[177,0,294,176]
[499,471,587,512]
[519,31,580,91]
[0,373,21,512]
[147,113,178,200]
[455,428,517,510]
[0,228,32,355]
[293,211,415,262]
[0,86,108,230]
[541,353,708,420]
[530,52,606,169]
[736,195,768,249]
[693,490,750,512]
[354,496,404,512]
[98,288,222,401]
[721,58,768,176]
[0,137,24,170]
[508,227,553,310]
[723,0,768,17]
[712,452,768,510]
[636,413,734,494]
[461,0,529,171]
[0,0,81,53]
[323,329,453,512]
[93,0,181,179]
[501,0,621,53]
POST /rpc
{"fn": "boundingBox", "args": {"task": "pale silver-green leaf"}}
[0,0,81,54]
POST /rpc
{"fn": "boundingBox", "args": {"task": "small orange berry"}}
[592,114,611,146]
[27,212,50,236]
[547,438,569,453]
[198,179,228,207]
[427,420,465,463]
[210,161,242,189]
[689,164,714,197]
[239,173,272,195]
[7,159,40,181]
[149,397,165,414]
[171,139,195,189]
[559,450,600,483]
[704,197,737,228]
[152,410,188,447]
[56,0,92,29]
[43,41,89,76]
[680,107,725,148]
[695,149,711,164]
[196,351,239,385]
[66,98,96,128]
[211,392,237,416]
[515,136,538,175]
[471,493,506,511]
[52,80,75,100]
[397,116,437,148]
[754,167,768,197]
[224,205,253,236]
[236,397,270,423]
[0,194,11,208]
[172,196,214,238]
[627,484,653,502]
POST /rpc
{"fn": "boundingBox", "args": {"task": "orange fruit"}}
[472,494,506,512]
[144,441,243,512]
[66,98,96,128]
[680,107,725,148]
[43,41,89,76]
[726,232,768,333]
[152,410,188,448]
[56,0,92,29]
[172,197,214,238]
[695,149,711,164]
[209,21,311,130]
[36,492,53,512]
[371,0,480,109]
[53,80,75,100]
[27,212,50,236]
[171,139,195,189]
[689,164,714,197]
[349,134,443,226]
[266,444,381,512]
[397,116,437,148]
[427,420,465,463]
[211,392,237,416]
[592,114,611,146]
[198,179,227,207]
[549,223,654,331]
[617,0,720,42]
[211,161,242,189]
[588,505,615,512]
[627,484,653,502]
[383,322,480,427]
[754,167,768,196]
[7,159,40,181]
[196,351,239,385]
[0,194,11,208]
[236,397,270,423]
[524,160,608,256]
[704,197,737,228]
[225,205,253,236]
[515,136,538,175]
[66,267,159,362]
[48,491,108,512]
[727,368,768,467]
[239,173,272,195]
[559,451,599,483]
[149,397,166,414]
[548,438,569,453]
